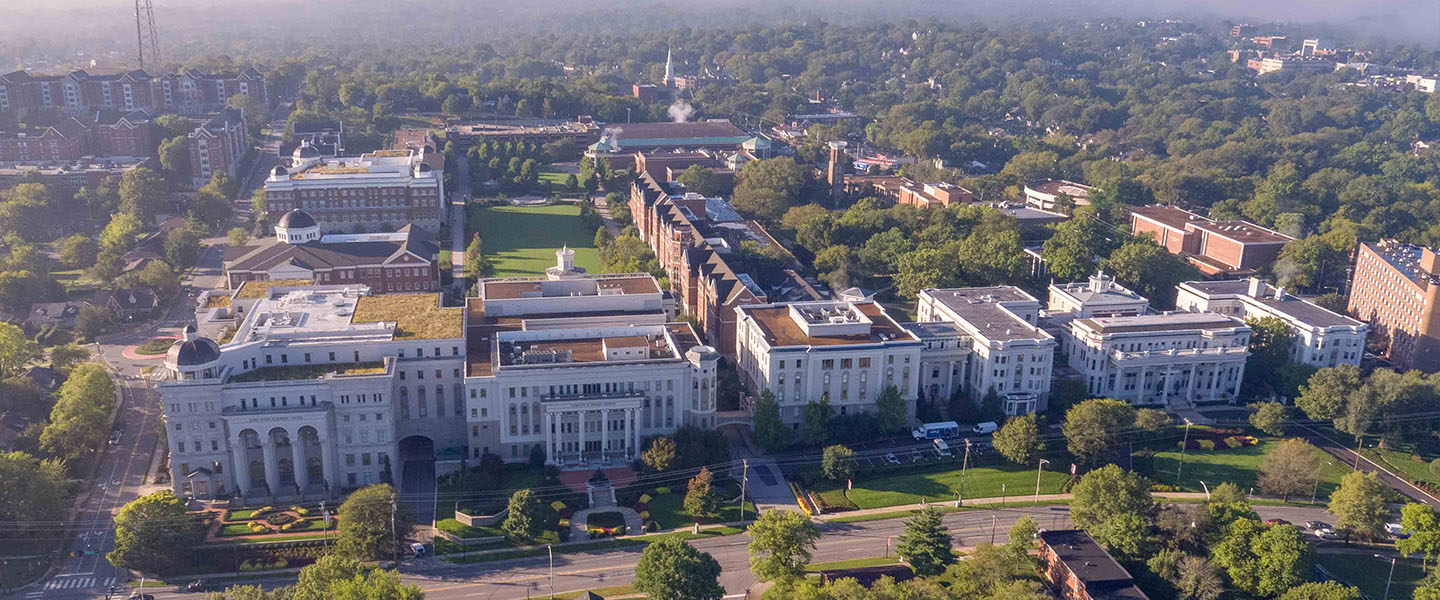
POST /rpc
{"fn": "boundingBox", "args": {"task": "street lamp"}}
[1035,459,1050,504]
[1176,418,1193,484]
[1375,554,1396,600]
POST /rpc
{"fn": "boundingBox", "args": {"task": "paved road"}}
[1302,425,1440,509]
[114,504,1332,600]
[17,379,165,600]
[449,148,471,287]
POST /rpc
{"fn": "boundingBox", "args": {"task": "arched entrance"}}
[398,435,437,525]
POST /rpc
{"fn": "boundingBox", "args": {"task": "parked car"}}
[933,439,953,457]
[1387,523,1410,539]
[1263,518,1290,526]
[410,542,427,557]
[884,452,900,465]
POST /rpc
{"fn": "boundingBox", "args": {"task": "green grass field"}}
[1138,438,1351,499]
[469,204,601,277]
[536,168,576,194]
[1317,554,1424,599]
[643,479,756,529]
[814,462,1071,510]
[1365,447,1440,484]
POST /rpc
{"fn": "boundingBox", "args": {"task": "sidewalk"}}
[812,491,1214,521]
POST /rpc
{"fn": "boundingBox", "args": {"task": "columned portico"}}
[542,394,644,469]
[225,408,334,501]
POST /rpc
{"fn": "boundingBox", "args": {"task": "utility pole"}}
[1175,418,1193,484]
[548,545,554,599]
[320,500,328,550]
[390,497,398,565]
[990,513,997,544]
[1034,458,1050,504]
[960,439,971,499]
[739,459,749,524]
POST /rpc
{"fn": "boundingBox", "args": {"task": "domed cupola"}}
[165,323,223,380]
[275,209,321,244]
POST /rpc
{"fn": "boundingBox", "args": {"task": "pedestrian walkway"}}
[41,575,115,591]
[720,427,797,513]
[812,491,1213,521]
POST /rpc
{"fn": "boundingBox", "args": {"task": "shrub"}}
[292,506,311,516]
[1197,439,1216,451]
[638,493,653,503]
[550,501,567,512]
[558,507,573,519]
[632,502,648,512]
[558,518,570,529]
[655,487,671,495]
[617,524,627,536]
[253,506,273,517]
[640,511,650,519]
[1223,437,1244,449]
[647,521,660,532]
[1150,483,1182,492]
[264,512,296,526]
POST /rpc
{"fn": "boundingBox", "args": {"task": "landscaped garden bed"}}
[135,337,176,355]
[214,505,335,537]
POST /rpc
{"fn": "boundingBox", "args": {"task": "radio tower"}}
[134,0,160,71]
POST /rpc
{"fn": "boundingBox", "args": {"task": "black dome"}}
[293,142,321,159]
[270,165,288,176]
[417,163,433,173]
[277,209,317,229]
[168,337,220,366]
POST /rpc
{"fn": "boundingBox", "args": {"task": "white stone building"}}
[1048,272,1149,318]
[1175,278,1367,369]
[735,300,923,429]
[914,287,1056,415]
[464,274,716,469]
[158,283,467,502]
[1064,312,1251,407]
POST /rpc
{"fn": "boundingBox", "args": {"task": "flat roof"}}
[1182,280,1362,328]
[351,293,463,340]
[497,333,673,366]
[1027,179,1094,197]
[1189,220,1291,244]
[740,301,917,348]
[925,287,1050,343]
[1039,530,1150,599]
[1074,312,1244,335]
[481,275,660,300]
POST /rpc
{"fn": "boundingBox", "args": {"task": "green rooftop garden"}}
[352,293,462,339]
[228,362,386,383]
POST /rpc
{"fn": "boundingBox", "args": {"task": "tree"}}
[108,490,202,574]
[228,227,251,247]
[875,385,907,434]
[684,467,719,520]
[895,506,955,576]
[1101,240,1199,309]
[99,212,142,254]
[1134,408,1170,433]
[1070,464,1154,532]
[643,436,677,472]
[164,222,203,268]
[0,323,40,379]
[821,445,854,482]
[1397,503,1440,572]
[1295,365,1361,421]
[158,136,190,177]
[1249,402,1288,436]
[1257,438,1322,501]
[633,537,725,600]
[1278,582,1360,600]
[1041,214,1120,282]
[39,363,114,465]
[118,166,168,223]
[747,509,820,584]
[802,395,833,446]
[1328,471,1388,540]
[677,164,725,197]
[0,450,67,552]
[250,188,268,215]
[49,344,90,372]
[502,488,542,542]
[57,234,98,269]
[1244,316,1300,397]
[336,484,411,560]
[1092,512,1146,558]
[752,390,792,452]
[1062,398,1137,466]
[190,188,233,231]
[731,157,810,223]
[993,414,1042,465]
[1006,516,1040,560]
[1213,519,1311,597]
[1174,555,1223,600]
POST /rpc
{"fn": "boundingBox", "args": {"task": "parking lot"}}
[841,434,994,470]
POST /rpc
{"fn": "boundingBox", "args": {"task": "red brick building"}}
[187,107,248,188]
[225,209,440,293]
[1349,239,1440,372]
[1129,205,1291,276]
[0,117,90,161]
[263,144,446,233]
[0,68,266,118]
[1039,530,1150,600]
[93,109,160,157]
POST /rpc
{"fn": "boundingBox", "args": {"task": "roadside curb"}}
[1303,425,1440,507]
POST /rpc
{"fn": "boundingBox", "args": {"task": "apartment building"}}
[0,68,267,117]
[187,107,248,188]
[1064,312,1250,407]
[1177,278,1366,369]
[1348,239,1440,371]
[1040,530,1150,600]
[914,287,1056,415]
[263,142,446,233]
[735,300,923,429]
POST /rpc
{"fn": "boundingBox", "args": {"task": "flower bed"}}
[1176,435,1257,451]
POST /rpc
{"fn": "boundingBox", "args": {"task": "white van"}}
[933,438,953,457]
[972,421,998,435]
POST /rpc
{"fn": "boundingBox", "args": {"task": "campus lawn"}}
[434,463,547,518]
[1364,446,1440,484]
[435,518,506,540]
[469,204,601,277]
[1317,554,1424,599]
[813,462,1071,510]
[643,479,757,529]
[1138,437,1351,499]
[586,511,626,529]
[536,168,575,194]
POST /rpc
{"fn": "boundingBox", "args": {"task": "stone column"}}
[578,410,587,462]
[292,429,310,492]
[318,431,337,494]
[601,409,610,457]
[630,408,639,459]
[543,411,554,465]
[230,436,250,497]
[260,434,280,495]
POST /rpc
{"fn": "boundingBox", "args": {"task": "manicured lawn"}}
[1364,447,1440,484]
[643,479,756,529]
[435,518,506,540]
[815,462,1071,510]
[586,511,626,529]
[216,517,333,537]
[537,168,575,194]
[469,204,601,277]
[806,556,903,572]
[434,464,547,518]
[553,585,636,600]
[135,337,176,355]
[1138,438,1351,499]
[1317,554,1424,599]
